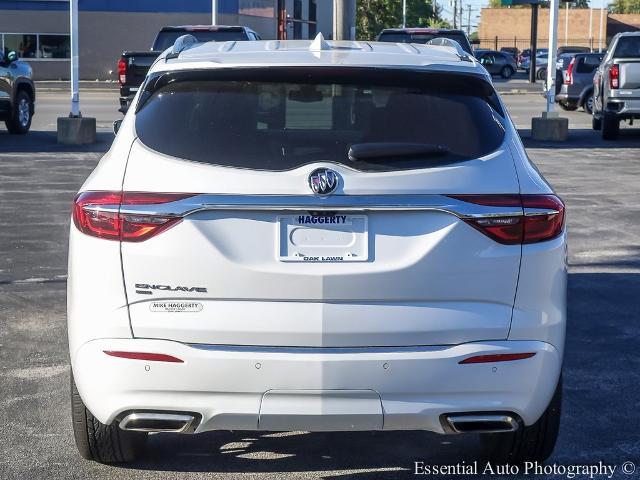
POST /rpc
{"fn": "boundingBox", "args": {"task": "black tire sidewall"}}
[6,90,32,134]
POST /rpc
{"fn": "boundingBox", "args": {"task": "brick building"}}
[478,8,640,51]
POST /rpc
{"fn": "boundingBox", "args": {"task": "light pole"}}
[57,0,95,144]
[403,0,407,28]
[531,0,569,141]
[212,0,217,25]
[70,0,79,117]
[545,0,560,114]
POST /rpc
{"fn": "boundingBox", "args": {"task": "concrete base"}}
[531,114,569,141]
[57,116,96,145]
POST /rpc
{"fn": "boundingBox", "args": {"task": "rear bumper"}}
[604,98,640,118]
[72,338,562,433]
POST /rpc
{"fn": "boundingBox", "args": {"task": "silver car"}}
[477,50,518,78]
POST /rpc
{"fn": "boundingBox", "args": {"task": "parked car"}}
[522,49,549,77]
[520,48,548,71]
[593,32,640,139]
[376,28,473,54]
[500,46,519,61]
[477,50,518,78]
[69,35,566,465]
[0,50,35,134]
[556,52,605,113]
[118,25,260,113]
[557,45,590,55]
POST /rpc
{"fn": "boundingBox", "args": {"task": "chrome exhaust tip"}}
[119,412,197,433]
[444,413,520,434]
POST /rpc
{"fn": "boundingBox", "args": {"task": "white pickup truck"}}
[593,32,640,139]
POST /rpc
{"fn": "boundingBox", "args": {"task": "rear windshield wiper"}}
[348,143,450,162]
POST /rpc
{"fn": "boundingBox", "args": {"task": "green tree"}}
[356,0,442,40]
[610,0,640,13]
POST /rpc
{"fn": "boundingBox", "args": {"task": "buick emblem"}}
[308,168,338,195]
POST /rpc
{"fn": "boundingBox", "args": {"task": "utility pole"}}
[212,0,217,25]
[589,7,593,47]
[564,2,569,46]
[467,5,472,35]
[453,0,458,29]
[598,2,605,52]
[529,2,538,84]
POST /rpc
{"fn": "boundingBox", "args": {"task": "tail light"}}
[564,58,575,85]
[447,194,565,245]
[609,64,619,89]
[117,58,127,85]
[72,191,196,242]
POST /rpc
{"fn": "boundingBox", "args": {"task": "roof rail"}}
[166,34,198,60]
[425,37,472,61]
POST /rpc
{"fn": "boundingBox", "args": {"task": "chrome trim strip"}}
[119,413,195,433]
[83,194,524,219]
[446,414,519,434]
[186,343,452,354]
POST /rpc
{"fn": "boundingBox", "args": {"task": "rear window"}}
[153,30,248,51]
[613,36,640,58]
[378,32,472,54]
[576,55,603,74]
[135,69,505,172]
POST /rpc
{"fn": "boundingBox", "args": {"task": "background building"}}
[0,0,334,80]
[478,7,640,52]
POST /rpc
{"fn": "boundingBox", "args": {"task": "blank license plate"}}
[278,214,368,262]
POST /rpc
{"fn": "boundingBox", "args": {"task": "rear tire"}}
[583,95,594,115]
[500,66,514,79]
[5,90,33,134]
[592,115,602,131]
[536,68,547,80]
[601,114,620,140]
[71,373,147,463]
[481,375,562,464]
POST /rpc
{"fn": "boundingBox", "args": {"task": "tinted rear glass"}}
[378,32,472,54]
[614,36,640,58]
[154,30,248,51]
[135,69,505,172]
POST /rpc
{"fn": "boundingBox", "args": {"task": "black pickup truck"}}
[118,25,260,113]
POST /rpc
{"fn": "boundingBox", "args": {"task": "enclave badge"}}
[308,168,338,195]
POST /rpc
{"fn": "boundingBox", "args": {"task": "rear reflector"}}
[459,352,536,364]
[447,194,565,245]
[72,191,196,242]
[104,351,184,363]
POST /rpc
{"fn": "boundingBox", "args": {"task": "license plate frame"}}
[278,214,369,262]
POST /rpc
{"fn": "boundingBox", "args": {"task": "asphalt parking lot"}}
[1,88,639,480]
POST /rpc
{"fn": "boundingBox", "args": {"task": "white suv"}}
[68,35,566,464]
